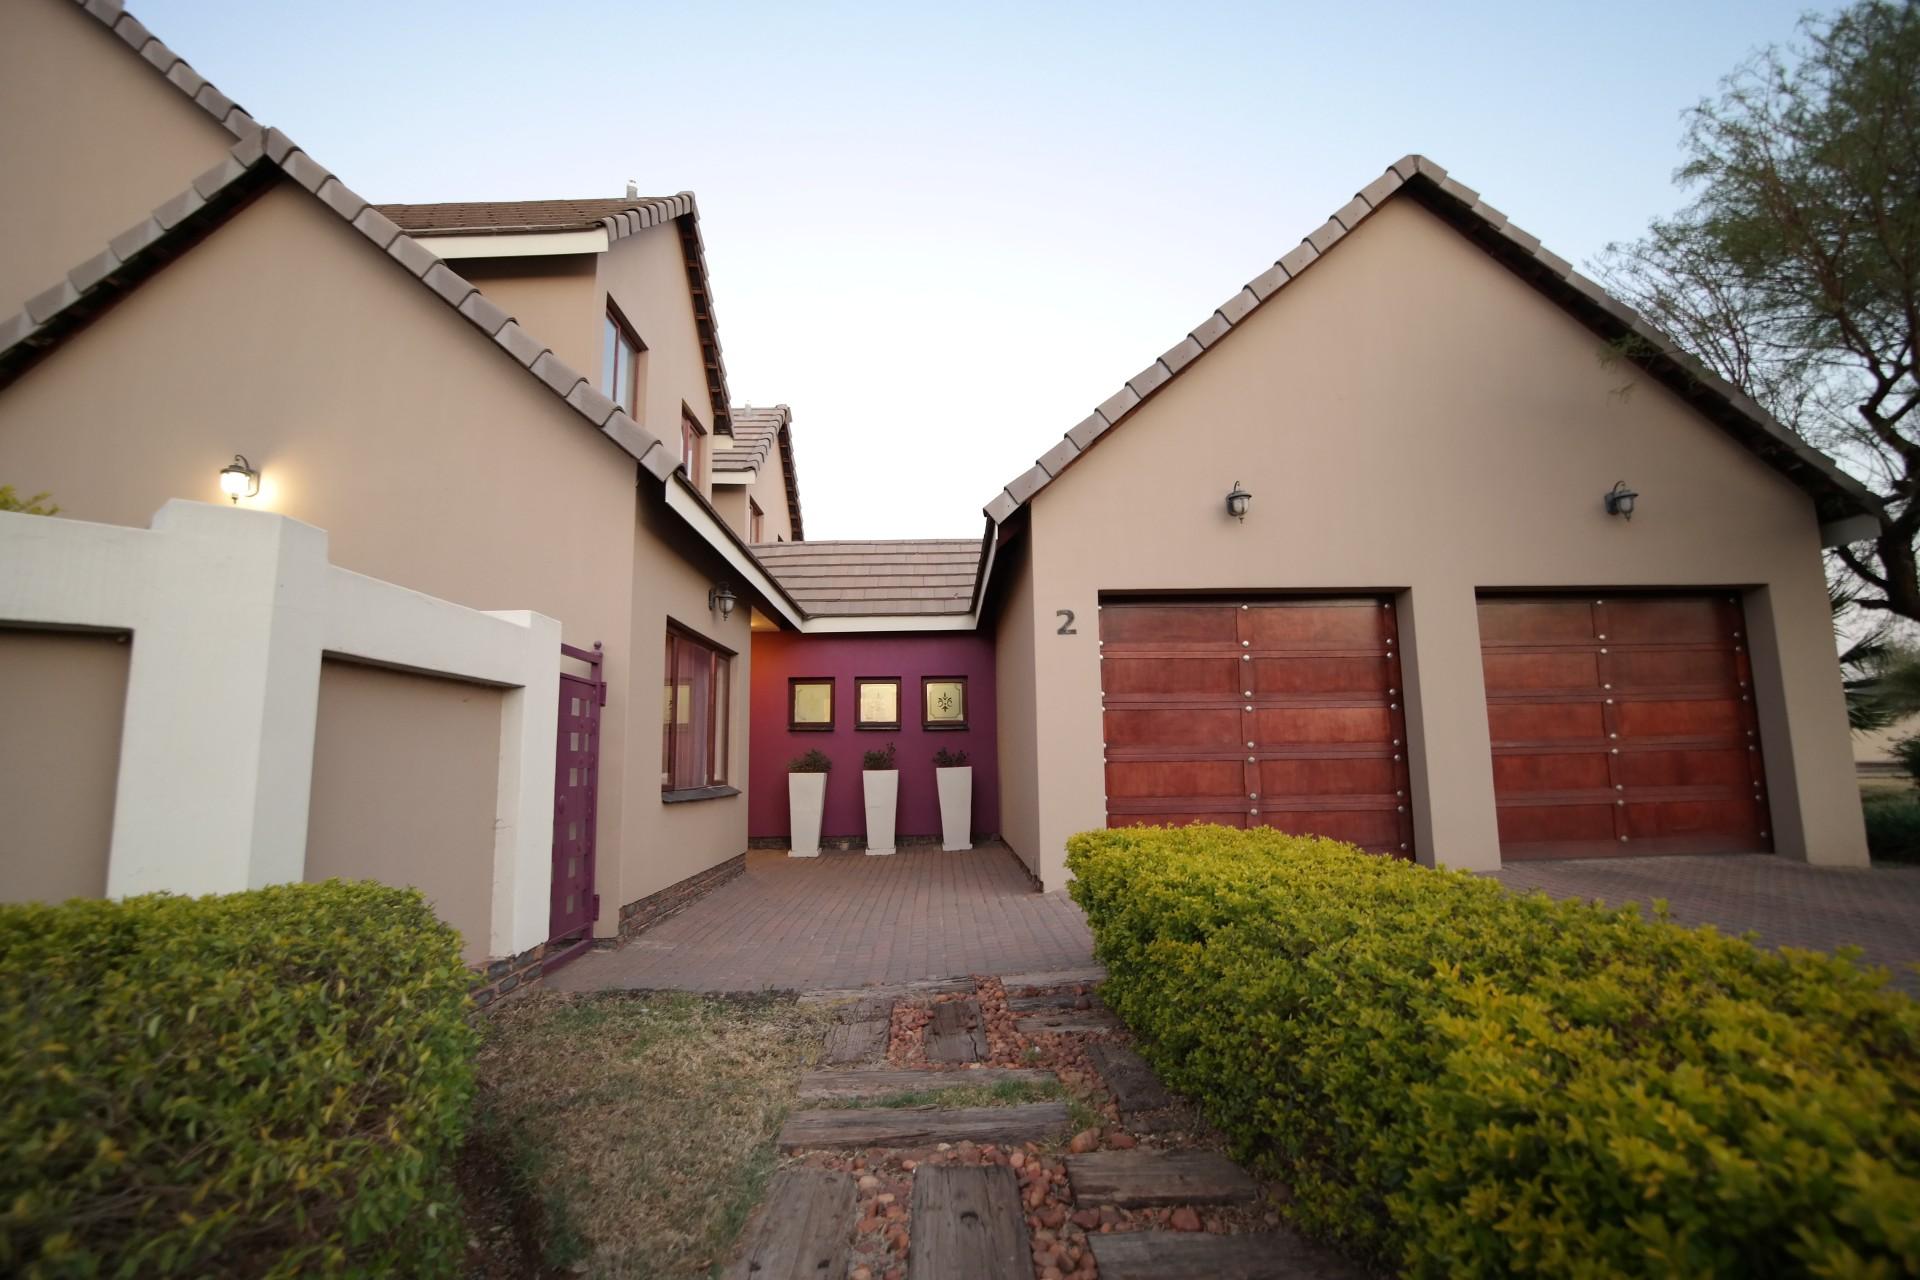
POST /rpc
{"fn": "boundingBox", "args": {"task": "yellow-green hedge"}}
[1067,826,1920,1277]
[0,881,479,1278]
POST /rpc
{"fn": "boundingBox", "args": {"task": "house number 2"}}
[1056,610,1077,635]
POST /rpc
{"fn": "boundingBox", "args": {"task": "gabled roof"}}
[985,154,1882,532]
[753,540,979,616]
[66,0,260,142]
[719,404,805,540]
[0,127,809,627]
[376,194,738,437]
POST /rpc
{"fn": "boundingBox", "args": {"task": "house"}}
[0,0,1878,984]
[742,159,1877,890]
[0,0,801,987]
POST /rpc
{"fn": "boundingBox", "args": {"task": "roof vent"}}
[625,179,638,199]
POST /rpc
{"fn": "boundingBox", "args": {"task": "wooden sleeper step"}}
[726,1168,855,1280]
[1013,1010,1123,1035]
[777,1101,1072,1150]
[1088,1041,1173,1113]
[908,1164,1031,1280]
[926,998,989,1063]
[797,1067,1056,1102]
[1065,1150,1257,1207]
[1088,1229,1362,1280]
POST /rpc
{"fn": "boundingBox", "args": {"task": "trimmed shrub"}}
[1865,789,1920,864]
[1068,825,1920,1278]
[0,881,478,1278]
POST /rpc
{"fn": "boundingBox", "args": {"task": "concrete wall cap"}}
[350,205,402,250]
[493,321,546,369]
[421,261,476,309]
[1037,436,1081,478]
[67,248,122,296]
[25,279,79,326]
[457,289,512,336]
[1216,286,1259,327]
[385,234,438,279]
[1094,384,1142,425]
[1067,411,1113,451]
[1160,334,1204,375]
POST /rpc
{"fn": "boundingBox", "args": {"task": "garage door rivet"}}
[1606,698,1614,705]
[1741,695,1749,702]
[1735,646,1743,653]
[1389,687,1397,695]
[1734,630,1742,638]
[1244,690,1252,696]
[1242,640,1250,647]
[1390,703,1399,711]
[1241,605,1249,610]
[1600,647,1609,654]
[1242,654,1251,662]
[1620,835,1630,842]
[1611,748,1620,755]
[1604,683,1612,689]
[1386,638,1394,645]
[1616,800,1624,806]
[1760,830,1769,838]
[1609,732,1618,739]
[1251,808,1260,815]
[1393,738,1401,745]
[1396,789,1404,797]
[1615,784,1624,791]
[1598,633,1607,640]
[1596,599,1604,605]
[1397,805,1405,812]
[1248,756,1256,763]
[1400,843,1408,850]
[1250,792,1259,799]
[1394,754,1401,761]
[1245,704,1253,711]
[1247,741,1255,748]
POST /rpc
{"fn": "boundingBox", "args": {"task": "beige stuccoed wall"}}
[306,659,503,963]
[452,255,598,377]
[747,447,796,543]
[992,535,1042,874]
[620,497,754,904]
[1003,197,1865,889]
[0,180,654,949]
[712,483,751,538]
[0,628,129,903]
[597,225,716,498]
[0,0,236,316]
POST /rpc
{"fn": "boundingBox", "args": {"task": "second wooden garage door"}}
[1478,594,1771,859]
[1100,599,1414,857]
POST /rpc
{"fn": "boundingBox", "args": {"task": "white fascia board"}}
[800,613,978,633]
[712,469,757,486]
[663,480,806,629]
[420,228,610,259]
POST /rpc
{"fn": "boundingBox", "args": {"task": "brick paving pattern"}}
[547,843,1094,993]
[1491,854,1920,993]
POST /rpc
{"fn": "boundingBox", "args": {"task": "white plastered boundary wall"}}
[0,500,561,958]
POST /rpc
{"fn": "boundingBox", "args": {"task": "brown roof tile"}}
[984,154,1880,531]
[752,540,980,616]
[372,197,678,237]
[717,404,805,541]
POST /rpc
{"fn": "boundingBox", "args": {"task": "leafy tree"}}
[1598,1,1920,619]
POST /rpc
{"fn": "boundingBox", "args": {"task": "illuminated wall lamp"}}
[218,454,259,503]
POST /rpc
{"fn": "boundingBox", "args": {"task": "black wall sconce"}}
[1604,481,1638,521]
[1225,480,1252,522]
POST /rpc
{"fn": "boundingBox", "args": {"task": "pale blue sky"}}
[145,1,1831,538]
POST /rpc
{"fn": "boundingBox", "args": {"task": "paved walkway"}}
[547,843,1095,994]
[1491,855,1920,992]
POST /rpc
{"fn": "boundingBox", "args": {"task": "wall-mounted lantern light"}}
[708,583,738,621]
[1604,480,1639,521]
[218,454,259,504]
[1225,480,1253,523]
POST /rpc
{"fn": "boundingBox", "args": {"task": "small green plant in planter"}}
[789,748,832,773]
[863,741,898,771]
[787,750,831,856]
[933,746,969,768]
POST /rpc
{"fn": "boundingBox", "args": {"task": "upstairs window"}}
[680,412,706,485]
[662,626,731,792]
[601,306,644,415]
[749,498,765,543]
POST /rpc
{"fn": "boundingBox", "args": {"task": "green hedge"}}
[1068,826,1920,1277]
[1864,789,1920,864]
[0,881,479,1279]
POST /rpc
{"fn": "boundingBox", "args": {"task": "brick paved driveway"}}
[547,843,1094,994]
[1491,854,1920,993]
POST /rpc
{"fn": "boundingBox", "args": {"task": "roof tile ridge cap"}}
[83,2,260,139]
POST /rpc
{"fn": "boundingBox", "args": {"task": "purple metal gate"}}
[550,643,604,947]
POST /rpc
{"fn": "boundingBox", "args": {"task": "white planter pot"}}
[863,769,899,855]
[936,766,973,851]
[788,772,827,857]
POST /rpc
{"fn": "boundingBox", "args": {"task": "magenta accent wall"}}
[749,630,998,841]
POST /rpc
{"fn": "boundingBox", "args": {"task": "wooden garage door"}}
[1479,594,1771,860]
[1099,599,1414,857]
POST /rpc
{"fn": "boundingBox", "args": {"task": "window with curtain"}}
[662,627,731,792]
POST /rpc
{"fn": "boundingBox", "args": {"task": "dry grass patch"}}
[475,991,833,1278]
